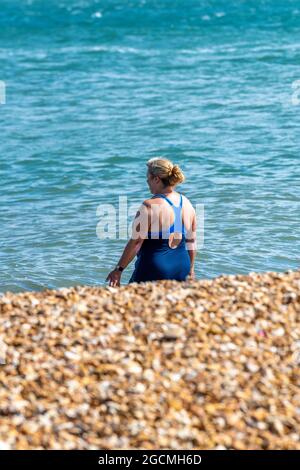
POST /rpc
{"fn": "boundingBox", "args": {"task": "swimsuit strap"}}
[172,195,184,232]
[149,193,185,236]
[151,193,182,208]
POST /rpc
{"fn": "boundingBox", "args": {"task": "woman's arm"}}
[105,202,150,286]
[185,209,197,279]
[117,238,142,270]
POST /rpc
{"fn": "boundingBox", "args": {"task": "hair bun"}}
[168,165,173,176]
[169,164,185,185]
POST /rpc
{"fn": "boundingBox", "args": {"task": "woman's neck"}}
[155,187,174,195]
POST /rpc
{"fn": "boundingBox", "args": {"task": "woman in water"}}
[106,157,197,286]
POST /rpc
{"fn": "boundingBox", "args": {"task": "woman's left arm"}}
[105,201,150,286]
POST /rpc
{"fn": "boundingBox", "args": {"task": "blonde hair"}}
[146,157,185,186]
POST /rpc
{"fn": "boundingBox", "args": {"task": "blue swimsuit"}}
[128,193,191,283]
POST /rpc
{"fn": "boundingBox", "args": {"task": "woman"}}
[106,157,197,287]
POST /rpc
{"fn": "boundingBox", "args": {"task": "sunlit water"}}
[1,0,299,292]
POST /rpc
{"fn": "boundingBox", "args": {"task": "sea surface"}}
[1,0,299,292]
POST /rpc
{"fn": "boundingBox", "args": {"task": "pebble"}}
[246,362,260,373]
[273,327,285,337]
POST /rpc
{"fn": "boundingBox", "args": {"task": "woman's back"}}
[146,192,194,241]
[128,191,193,283]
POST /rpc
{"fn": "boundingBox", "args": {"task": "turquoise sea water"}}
[1,0,299,292]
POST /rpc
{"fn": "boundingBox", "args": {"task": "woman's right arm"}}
[105,202,150,286]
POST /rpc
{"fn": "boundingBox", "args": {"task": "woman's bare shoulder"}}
[181,193,195,211]
[142,197,163,208]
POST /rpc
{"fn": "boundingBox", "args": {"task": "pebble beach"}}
[0,269,299,450]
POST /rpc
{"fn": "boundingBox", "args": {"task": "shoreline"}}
[0,269,299,449]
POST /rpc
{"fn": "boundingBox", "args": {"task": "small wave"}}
[179,46,236,55]
[56,45,156,56]
[91,11,102,19]
[91,45,142,54]
[1,44,158,60]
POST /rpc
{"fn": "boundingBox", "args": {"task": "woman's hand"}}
[106,269,122,287]
[187,269,196,281]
